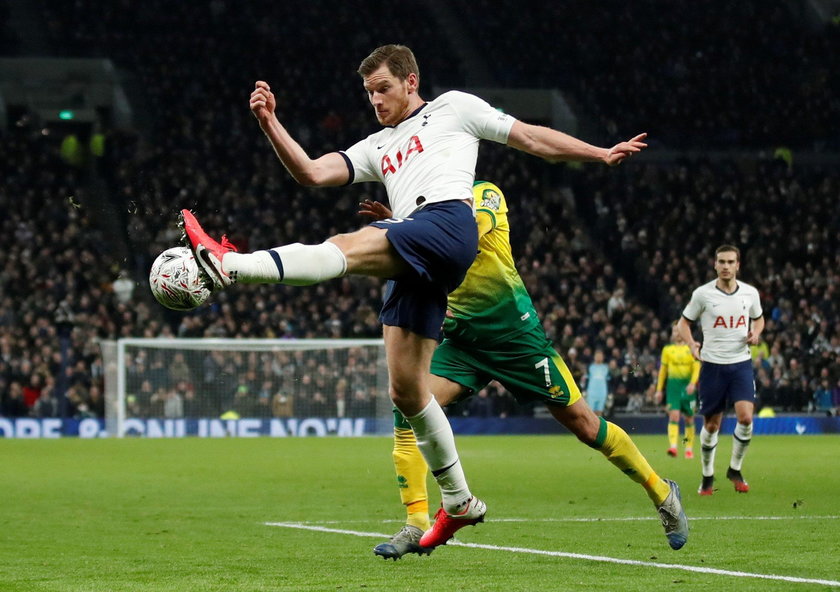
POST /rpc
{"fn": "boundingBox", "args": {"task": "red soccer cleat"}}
[684,449,694,460]
[418,497,486,549]
[180,210,238,289]
[667,447,678,457]
[727,467,750,493]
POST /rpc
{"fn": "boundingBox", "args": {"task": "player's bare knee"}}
[388,384,422,408]
[326,233,352,255]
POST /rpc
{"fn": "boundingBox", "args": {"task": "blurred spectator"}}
[272,392,295,418]
[2,382,29,417]
[163,388,184,419]
[466,388,494,418]
[111,270,135,305]
[33,385,60,418]
[811,376,835,415]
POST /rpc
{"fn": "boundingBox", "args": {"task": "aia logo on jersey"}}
[381,135,424,176]
[713,315,747,329]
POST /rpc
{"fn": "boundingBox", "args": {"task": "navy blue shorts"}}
[371,200,478,340]
[697,360,755,416]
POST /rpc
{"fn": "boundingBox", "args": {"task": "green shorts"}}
[430,329,582,407]
[665,378,696,416]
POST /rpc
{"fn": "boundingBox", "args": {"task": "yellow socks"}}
[593,418,671,506]
[684,421,695,452]
[406,508,430,531]
[393,427,431,531]
[668,421,679,449]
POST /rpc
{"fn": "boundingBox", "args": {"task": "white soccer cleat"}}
[658,479,689,550]
[373,525,433,560]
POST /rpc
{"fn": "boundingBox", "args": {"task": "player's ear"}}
[406,72,419,94]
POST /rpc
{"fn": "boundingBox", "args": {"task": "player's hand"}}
[250,81,277,123]
[654,389,663,404]
[746,330,761,346]
[358,199,392,221]
[604,132,648,166]
[689,342,702,361]
[686,383,696,395]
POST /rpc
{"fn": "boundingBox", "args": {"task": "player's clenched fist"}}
[250,81,276,122]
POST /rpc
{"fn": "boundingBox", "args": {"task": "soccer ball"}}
[149,246,211,311]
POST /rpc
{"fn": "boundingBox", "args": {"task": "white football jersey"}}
[682,280,763,364]
[341,91,516,218]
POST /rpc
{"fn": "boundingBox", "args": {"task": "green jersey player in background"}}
[360,181,689,560]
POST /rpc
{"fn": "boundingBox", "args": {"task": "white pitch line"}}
[265,521,840,588]
[276,514,840,525]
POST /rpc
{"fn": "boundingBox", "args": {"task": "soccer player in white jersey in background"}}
[181,44,651,548]
[677,245,764,495]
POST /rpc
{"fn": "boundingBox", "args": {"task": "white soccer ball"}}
[149,246,211,311]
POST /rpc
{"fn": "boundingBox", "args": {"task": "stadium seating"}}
[1,0,837,420]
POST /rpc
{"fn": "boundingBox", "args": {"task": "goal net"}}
[100,338,390,438]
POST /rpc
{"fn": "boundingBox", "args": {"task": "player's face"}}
[671,325,683,343]
[363,65,415,126]
[714,251,740,281]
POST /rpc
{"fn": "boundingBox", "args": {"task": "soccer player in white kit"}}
[677,245,764,495]
[181,44,652,548]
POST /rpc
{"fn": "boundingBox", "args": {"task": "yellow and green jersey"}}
[442,181,540,345]
[656,344,701,391]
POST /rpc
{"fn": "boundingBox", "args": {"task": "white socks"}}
[730,422,753,471]
[700,423,752,475]
[405,397,471,513]
[700,426,718,478]
[223,242,347,285]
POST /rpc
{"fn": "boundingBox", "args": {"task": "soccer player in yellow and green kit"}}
[655,324,701,458]
[360,181,688,559]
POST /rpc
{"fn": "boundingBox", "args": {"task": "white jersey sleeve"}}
[339,91,516,217]
[748,287,763,319]
[341,136,379,184]
[681,286,705,322]
[444,90,514,144]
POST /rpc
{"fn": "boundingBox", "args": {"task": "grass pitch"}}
[1,434,838,591]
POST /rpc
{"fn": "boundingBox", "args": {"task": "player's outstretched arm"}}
[507,121,647,166]
[250,81,349,187]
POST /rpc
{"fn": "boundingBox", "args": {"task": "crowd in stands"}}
[459,0,840,150]
[122,346,385,420]
[1,1,838,423]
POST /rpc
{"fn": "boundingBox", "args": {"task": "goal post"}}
[101,338,391,438]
